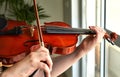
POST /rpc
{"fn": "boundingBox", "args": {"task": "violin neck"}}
[45,26,96,35]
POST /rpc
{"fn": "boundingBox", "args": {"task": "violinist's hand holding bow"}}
[1,45,53,77]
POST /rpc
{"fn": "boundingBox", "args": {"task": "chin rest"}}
[0,18,7,30]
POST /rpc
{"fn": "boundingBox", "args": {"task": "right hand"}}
[1,45,53,77]
[29,45,53,77]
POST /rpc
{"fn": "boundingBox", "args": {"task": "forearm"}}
[0,64,33,77]
[0,58,36,77]
[51,46,86,77]
[0,70,21,77]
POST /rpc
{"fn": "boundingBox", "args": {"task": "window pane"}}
[106,0,120,77]
[105,43,120,77]
[106,0,120,35]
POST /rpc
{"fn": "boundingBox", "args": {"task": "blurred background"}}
[0,0,120,77]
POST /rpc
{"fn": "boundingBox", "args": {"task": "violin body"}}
[0,20,32,65]
[0,20,77,65]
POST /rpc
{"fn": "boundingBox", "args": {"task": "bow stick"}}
[30,0,46,77]
[33,0,44,47]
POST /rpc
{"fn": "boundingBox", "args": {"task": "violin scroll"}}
[104,32,118,45]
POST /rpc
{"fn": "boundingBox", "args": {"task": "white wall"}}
[37,0,64,24]
[0,0,64,25]
[108,45,120,77]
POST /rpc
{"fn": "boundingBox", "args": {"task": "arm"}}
[51,26,106,77]
[0,46,53,77]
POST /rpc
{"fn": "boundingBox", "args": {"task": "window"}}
[105,0,120,77]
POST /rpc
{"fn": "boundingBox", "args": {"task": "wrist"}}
[1,70,12,77]
[1,70,27,77]
[74,45,87,58]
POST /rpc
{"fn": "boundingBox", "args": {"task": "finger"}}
[89,26,105,34]
[89,26,105,37]
[89,26,106,43]
[39,62,51,77]
[30,44,40,51]
[36,47,53,71]
[45,55,53,71]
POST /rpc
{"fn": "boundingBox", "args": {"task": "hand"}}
[78,26,106,53]
[1,45,53,77]
[29,45,53,77]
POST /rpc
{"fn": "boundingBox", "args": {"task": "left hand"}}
[77,26,106,53]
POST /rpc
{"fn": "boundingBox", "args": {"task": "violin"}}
[0,1,118,67]
[0,20,118,65]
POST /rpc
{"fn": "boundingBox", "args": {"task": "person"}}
[0,26,106,77]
